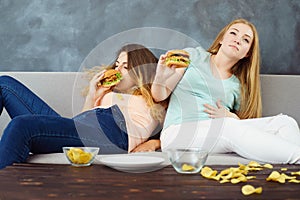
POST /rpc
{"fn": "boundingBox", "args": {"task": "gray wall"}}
[0,0,299,74]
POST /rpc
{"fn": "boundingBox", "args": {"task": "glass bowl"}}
[167,148,208,174]
[63,147,99,167]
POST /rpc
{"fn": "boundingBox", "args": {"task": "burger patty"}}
[102,74,117,83]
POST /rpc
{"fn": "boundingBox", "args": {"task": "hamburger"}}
[165,49,190,68]
[97,69,122,87]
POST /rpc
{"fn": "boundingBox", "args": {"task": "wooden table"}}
[0,163,299,199]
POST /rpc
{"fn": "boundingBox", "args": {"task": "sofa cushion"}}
[1,72,300,166]
[27,152,252,166]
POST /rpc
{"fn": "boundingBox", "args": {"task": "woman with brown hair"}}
[0,44,165,169]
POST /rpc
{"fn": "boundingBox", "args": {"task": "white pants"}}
[161,114,300,164]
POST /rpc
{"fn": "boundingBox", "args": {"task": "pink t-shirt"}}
[94,92,160,152]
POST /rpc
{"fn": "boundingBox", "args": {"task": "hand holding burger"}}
[97,69,123,87]
[165,49,190,68]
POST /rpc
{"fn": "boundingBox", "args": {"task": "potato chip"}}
[212,174,221,181]
[72,152,82,163]
[248,161,261,167]
[267,171,281,179]
[288,179,300,183]
[220,167,242,178]
[219,168,231,176]
[291,171,300,176]
[181,164,195,171]
[266,171,285,183]
[263,163,273,169]
[221,171,234,180]
[230,178,241,184]
[200,167,218,179]
[232,174,248,184]
[231,172,244,179]
[231,176,247,184]
[238,175,248,182]
[67,147,92,164]
[79,152,92,164]
[282,173,296,180]
[239,161,264,171]
[241,185,262,195]
[238,162,246,169]
[250,167,264,171]
[246,176,256,180]
[220,179,230,184]
[67,150,75,162]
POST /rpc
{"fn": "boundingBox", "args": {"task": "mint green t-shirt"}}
[163,46,241,129]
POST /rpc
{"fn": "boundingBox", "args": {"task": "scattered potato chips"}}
[266,171,299,184]
[200,162,265,185]
[241,185,262,195]
[200,160,300,196]
[67,147,93,164]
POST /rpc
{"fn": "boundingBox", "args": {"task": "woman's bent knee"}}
[0,75,17,85]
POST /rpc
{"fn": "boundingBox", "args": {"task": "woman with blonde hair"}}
[0,44,165,169]
[152,19,300,164]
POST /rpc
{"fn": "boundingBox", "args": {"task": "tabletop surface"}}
[0,163,299,200]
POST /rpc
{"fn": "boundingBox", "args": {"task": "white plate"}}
[99,155,165,173]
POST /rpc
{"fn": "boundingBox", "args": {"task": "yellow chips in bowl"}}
[181,163,196,171]
[63,147,99,167]
[67,147,93,164]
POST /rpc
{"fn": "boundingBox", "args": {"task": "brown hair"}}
[207,19,262,119]
[84,44,167,123]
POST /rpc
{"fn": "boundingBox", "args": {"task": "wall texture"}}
[0,0,299,74]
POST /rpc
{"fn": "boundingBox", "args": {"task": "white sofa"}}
[1,72,300,166]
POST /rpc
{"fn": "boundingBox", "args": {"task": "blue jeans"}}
[0,75,128,169]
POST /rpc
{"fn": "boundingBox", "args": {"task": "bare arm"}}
[151,54,186,102]
[130,139,161,153]
[82,71,111,112]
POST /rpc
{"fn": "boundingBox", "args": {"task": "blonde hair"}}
[208,18,262,119]
[83,44,167,123]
